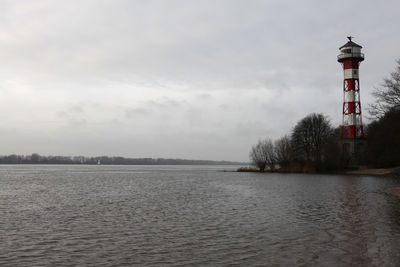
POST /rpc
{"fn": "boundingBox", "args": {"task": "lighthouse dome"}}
[337,37,364,62]
[339,37,362,50]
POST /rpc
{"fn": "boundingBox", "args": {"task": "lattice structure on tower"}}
[337,37,366,157]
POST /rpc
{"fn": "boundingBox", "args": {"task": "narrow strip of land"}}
[344,167,400,176]
[389,187,400,196]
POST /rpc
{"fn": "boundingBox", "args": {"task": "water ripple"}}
[0,165,400,266]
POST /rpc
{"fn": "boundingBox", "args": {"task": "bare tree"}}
[274,135,292,169]
[250,140,267,172]
[264,139,276,171]
[291,113,333,166]
[369,59,400,118]
[249,139,276,172]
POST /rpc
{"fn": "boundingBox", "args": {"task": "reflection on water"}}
[0,165,399,266]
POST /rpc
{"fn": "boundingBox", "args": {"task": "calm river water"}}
[1,165,400,266]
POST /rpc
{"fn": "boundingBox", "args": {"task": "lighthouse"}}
[337,37,365,157]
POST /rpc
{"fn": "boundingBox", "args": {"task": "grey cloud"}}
[124,108,151,118]
[0,0,399,161]
[146,97,185,109]
[196,93,212,100]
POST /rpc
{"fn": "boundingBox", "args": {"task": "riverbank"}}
[390,187,400,196]
[342,167,400,176]
[237,166,400,177]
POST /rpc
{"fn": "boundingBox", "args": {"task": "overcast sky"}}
[0,0,399,161]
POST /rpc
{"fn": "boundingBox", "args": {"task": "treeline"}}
[249,113,341,172]
[0,154,243,165]
[366,108,400,168]
[361,59,400,168]
[250,59,400,172]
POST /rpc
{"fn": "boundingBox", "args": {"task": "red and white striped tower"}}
[337,37,365,156]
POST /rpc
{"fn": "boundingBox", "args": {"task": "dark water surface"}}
[1,165,400,266]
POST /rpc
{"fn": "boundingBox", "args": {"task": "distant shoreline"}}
[0,154,247,166]
[0,162,246,166]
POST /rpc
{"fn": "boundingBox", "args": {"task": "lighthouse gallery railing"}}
[337,52,364,60]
